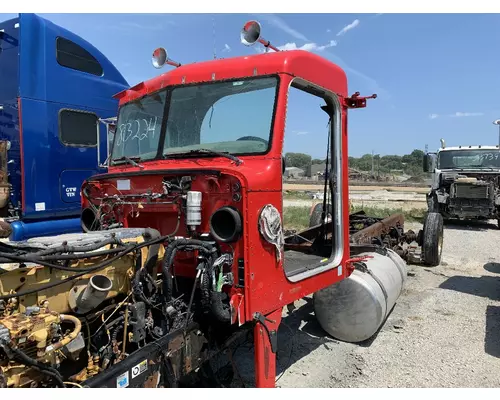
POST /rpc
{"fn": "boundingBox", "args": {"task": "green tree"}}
[348,149,426,177]
[285,152,312,171]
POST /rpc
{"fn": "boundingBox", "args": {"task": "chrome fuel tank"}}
[313,249,407,343]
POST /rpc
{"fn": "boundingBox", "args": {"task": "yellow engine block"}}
[0,229,164,388]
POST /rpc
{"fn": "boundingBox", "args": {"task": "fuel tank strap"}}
[354,261,389,303]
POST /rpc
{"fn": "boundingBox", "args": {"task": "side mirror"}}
[97,117,117,168]
[423,153,437,172]
[423,154,429,172]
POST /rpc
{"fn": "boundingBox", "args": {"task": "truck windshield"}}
[112,92,166,162]
[438,149,500,169]
[163,77,277,157]
[111,76,278,163]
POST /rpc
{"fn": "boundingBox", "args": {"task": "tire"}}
[309,202,332,227]
[421,212,444,267]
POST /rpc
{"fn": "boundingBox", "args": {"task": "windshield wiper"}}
[164,149,242,165]
[111,156,144,169]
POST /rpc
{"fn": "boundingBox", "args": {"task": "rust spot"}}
[144,372,160,388]
[289,286,301,295]
[185,356,192,372]
[264,346,269,379]
[168,335,185,352]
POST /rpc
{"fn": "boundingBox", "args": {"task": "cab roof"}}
[114,49,348,104]
[440,145,500,151]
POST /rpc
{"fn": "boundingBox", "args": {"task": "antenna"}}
[493,119,500,148]
[240,20,279,52]
[425,144,428,153]
[152,47,181,69]
[212,15,217,59]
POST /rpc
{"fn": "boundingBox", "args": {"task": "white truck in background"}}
[423,139,500,228]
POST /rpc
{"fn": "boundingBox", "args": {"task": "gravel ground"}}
[229,219,500,388]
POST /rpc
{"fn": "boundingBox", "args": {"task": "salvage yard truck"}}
[0,20,444,388]
[0,13,127,241]
[424,139,500,228]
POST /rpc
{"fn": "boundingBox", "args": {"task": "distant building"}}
[309,163,327,177]
[284,167,305,179]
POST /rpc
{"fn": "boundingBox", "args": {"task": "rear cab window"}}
[59,109,98,147]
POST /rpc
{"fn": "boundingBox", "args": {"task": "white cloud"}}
[336,19,360,36]
[429,112,483,119]
[277,40,337,52]
[318,40,338,50]
[252,14,386,97]
[326,28,331,33]
[452,112,484,117]
[222,43,231,52]
[294,131,309,135]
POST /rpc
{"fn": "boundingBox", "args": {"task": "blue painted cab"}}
[0,13,128,240]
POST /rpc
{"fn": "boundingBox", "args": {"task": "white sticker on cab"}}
[117,179,131,190]
[117,371,129,388]
[131,359,148,378]
[35,202,46,211]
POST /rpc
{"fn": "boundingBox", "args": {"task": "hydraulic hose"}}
[199,260,230,323]
[161,239,216,302]
[0,244,136,273]
[0,246,130,265]
[0,229,160,263]
[164,239,215,269]
[0,237,121,257]
[210,292,231,323]
[133,268,156,306]
[33,236,123,256]
[200,262,211,308]
[47,314,82,352]
[162,238,230,322]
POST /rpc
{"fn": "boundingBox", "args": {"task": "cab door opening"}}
[281,80,343,282]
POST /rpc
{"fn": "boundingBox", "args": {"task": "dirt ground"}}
[284,183,429,211]
[229,215,500,388]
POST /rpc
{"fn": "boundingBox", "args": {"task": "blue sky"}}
[3,12,500,158]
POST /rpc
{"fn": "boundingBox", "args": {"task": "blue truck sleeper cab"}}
[0,13,128,240]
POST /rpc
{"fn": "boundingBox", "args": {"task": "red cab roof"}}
[114,50,348,103]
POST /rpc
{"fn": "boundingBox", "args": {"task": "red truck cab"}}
[80,22,376,386]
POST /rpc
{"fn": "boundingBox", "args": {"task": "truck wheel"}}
[309,203,332,227]
[421,212,444,267]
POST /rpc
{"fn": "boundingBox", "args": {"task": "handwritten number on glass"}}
[117,117,158,145]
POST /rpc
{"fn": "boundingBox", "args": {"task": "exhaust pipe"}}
[69,275,113,314]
